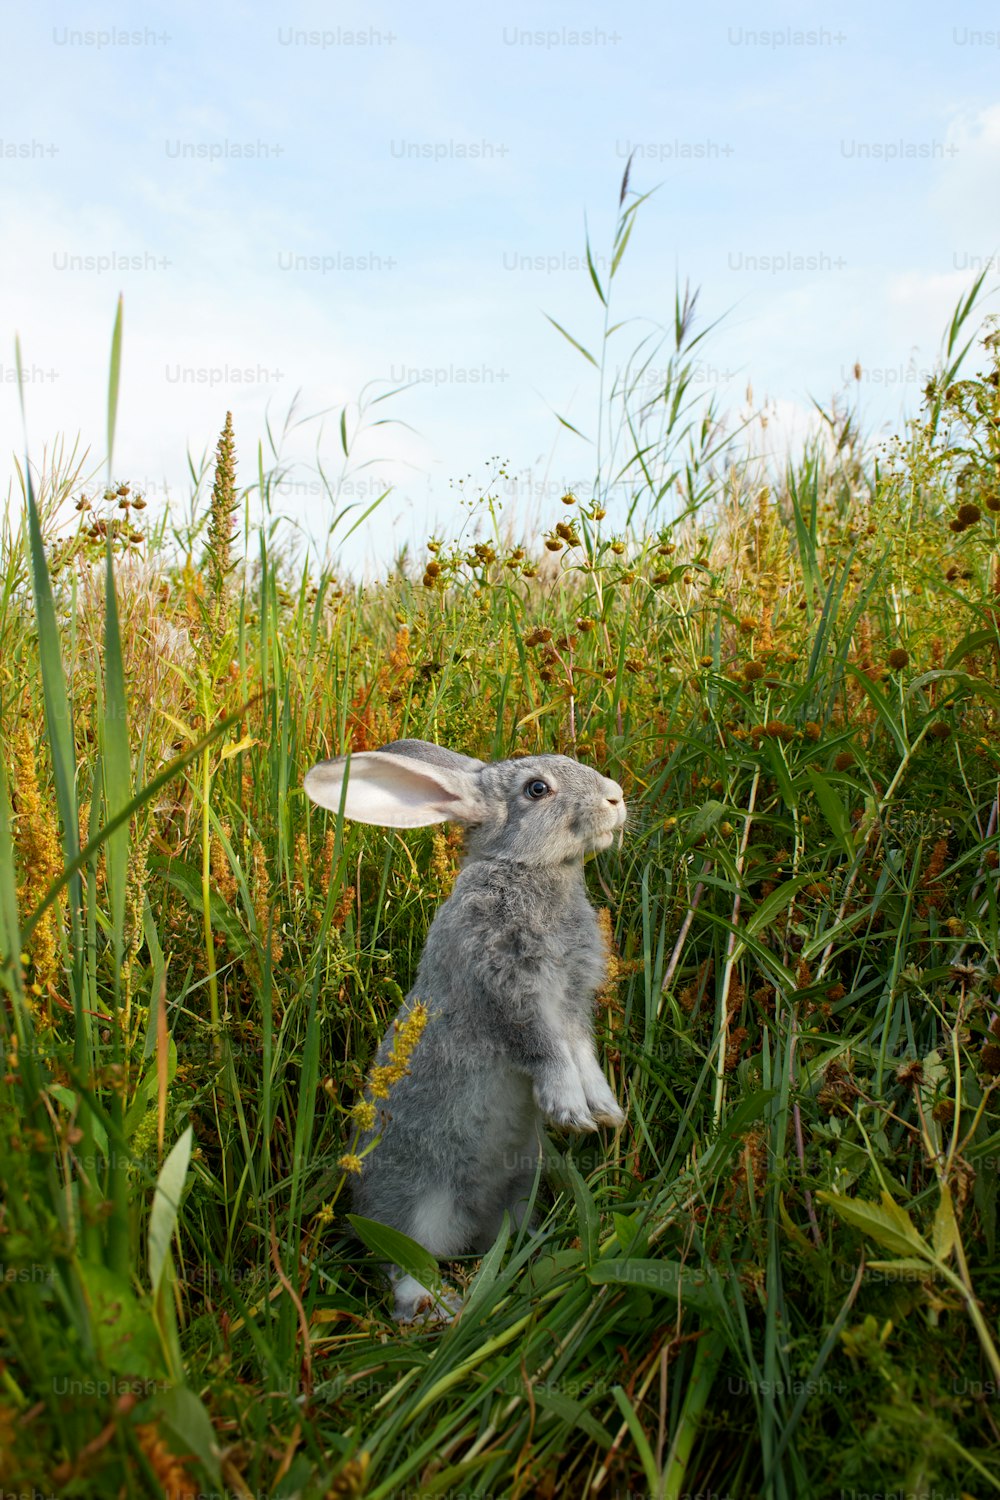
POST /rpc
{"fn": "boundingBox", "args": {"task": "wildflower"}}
[366,1002,429,1100]
[818,1061,857,1113]
[886,648,909,670]
[932,1099,955,1129]
[742,661,765,682]
[338,1154,364,1175]
[329,876,358,924]
[895,1058,923,1086]
[252,844,283,965]
[366,1066,391,1103]
[957,502,982,526]
[206,412,238,635]
[833,751,855,771]
[212,824,238,905]
[803,721,822,740]
[328,1454,371,1497]
[922,835,949,888]
[132,1421,200,1497]
[12,725,63,1007]
[350,1099,378,1132]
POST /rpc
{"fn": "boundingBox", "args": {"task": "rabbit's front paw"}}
[589,1098,625,1128]
[547,1100,600,1132]
[574,1053,625,1129]
[393,1275,462,1324]
[535,1080,598,1132]
[583,1079,625,1128]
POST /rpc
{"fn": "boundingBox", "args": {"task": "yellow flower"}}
[338,1154,364,1175]
[12,725,63,1006]
[384,1002,429,1080]
[367,1067,392,1102]
[359,1001,429,1104]
[351,1099,378,1131]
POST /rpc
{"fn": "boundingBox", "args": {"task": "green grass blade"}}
[544,313,598,368]
[107,294,123,479]
[101,537,132,963]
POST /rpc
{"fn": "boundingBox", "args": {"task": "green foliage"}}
[2,188,1000,1497]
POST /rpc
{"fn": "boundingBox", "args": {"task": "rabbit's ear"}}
[304,750,485,828]
[377,739,486,773]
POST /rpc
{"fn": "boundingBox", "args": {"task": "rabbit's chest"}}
[562,901,607,992]
[569,926,606,990]
[534,904,606,1024]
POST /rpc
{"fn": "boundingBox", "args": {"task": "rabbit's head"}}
[304,738,626,866]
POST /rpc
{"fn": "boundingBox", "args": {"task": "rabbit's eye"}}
[524,778,551,800]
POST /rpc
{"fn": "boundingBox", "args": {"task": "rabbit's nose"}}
[605,781,625,805]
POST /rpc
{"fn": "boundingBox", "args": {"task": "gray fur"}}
[304,740,627,1321]
[376,739,486,773]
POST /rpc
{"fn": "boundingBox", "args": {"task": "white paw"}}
[575,1057,626,1129]
[589,1098,625,1128]
[583,1080,625,1127]
[536,1090,599,1132]
[392,1273,462,1324]
[396,1288,462,1324]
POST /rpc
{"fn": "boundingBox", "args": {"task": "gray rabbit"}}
[304,739,627,1321]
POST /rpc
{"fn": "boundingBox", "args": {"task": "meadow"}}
[2,195,1000,1499]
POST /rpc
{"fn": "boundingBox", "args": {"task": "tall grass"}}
[1,185,1000,1498]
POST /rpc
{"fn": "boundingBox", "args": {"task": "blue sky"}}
[2,1,999,570]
